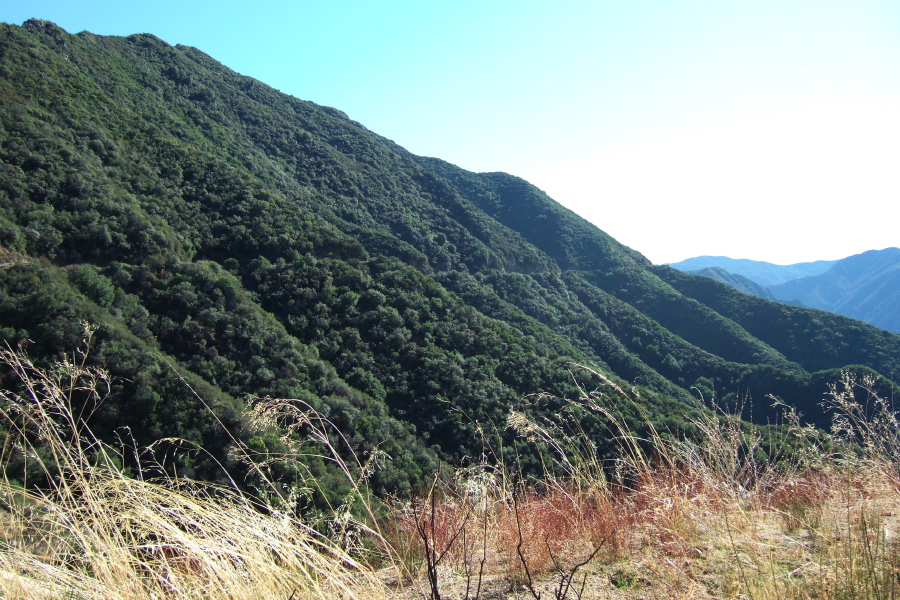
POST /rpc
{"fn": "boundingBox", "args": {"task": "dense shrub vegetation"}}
[1,20,899,500]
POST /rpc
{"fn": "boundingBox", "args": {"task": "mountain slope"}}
[2,20,900,494]
[768,248,900,333]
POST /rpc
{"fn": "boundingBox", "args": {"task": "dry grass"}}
[383,367,900,599]
[0,246,28,268]
[2,341,899,599]
[0,331,390,599]
[381,451,900,600]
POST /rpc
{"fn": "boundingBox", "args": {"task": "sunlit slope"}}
[2,20,899,490]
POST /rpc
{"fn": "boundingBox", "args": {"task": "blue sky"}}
[4,1,899,264]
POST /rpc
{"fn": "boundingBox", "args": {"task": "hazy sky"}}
[4,1,899,264]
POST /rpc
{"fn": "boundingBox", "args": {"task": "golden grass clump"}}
[0,332,389,600]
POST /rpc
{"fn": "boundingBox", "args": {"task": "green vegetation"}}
[1,18,900,504]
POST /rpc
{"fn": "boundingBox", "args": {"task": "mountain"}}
[2,20,900,494]
[667,256,837,286]
[685,267,778,301]
[671,250,900,333]
[768,248,900,333]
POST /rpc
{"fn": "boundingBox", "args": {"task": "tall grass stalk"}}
[407,366,900,599]
[0,334,389,599]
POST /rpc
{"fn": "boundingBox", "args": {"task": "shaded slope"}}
[768,248,900,333]
[652,266,900,376]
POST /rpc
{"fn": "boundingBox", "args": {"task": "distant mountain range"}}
[668,256,837,286]
[668,249,900,333]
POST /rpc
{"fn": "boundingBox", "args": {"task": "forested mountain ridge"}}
[2,20,900,495]
[682,267,778,301]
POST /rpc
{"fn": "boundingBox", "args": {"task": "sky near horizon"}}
[3,1,899,265]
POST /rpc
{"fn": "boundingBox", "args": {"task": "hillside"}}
[2,20,900,494]
[768,248,900,333]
